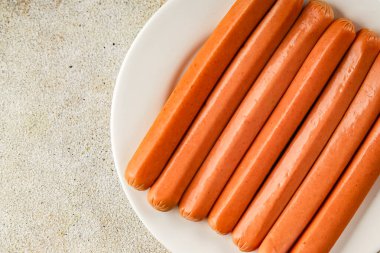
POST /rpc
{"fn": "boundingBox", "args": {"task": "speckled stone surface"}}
[0,0,168,252]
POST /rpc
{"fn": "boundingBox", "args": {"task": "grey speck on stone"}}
[0,0,168,252]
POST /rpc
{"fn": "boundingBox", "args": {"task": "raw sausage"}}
[291,118,380,253]
[147,0,303,211]
[208,18,355,234]
[260,50,380,253]
[178,0,332,221]
[125,0,277,190]
[232,29,380,252]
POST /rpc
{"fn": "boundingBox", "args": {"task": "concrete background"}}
[1,0,168,252]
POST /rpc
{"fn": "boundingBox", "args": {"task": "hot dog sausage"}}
[147,0,303,211]
[232,29,380,252]
[291,118,380,253]
[125,0,277,190]
[208,18,355,235]
[178,0,332,221]
[260,49,380,253]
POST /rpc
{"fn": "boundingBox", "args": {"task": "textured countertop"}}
[1,0,168,252]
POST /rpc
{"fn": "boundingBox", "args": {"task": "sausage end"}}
[208,216,230,235]
[178,206,203,222]
[125,172,148,191]
[147,190,175,212]
[358,28,380,45]
[232,228,262,252]
[308,0,334,20]
[232,234,258,252]
[334,18,355,33]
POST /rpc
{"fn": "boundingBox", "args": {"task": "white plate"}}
[110,0,380,252]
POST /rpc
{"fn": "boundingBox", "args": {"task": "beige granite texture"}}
[0,0,168,252]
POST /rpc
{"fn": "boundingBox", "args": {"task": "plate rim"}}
[110,0,174,249]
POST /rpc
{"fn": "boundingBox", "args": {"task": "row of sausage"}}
[125,0,380,252]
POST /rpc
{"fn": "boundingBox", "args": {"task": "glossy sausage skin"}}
[292,118,380,253]
[209,18,352,235]
[125,0,277,190]
[147,0,303,211]
[260,45,380,253]
[232,29,380,252]
[177,0,312,221]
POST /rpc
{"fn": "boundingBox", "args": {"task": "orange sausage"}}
[232,29,380,252]
[147,0,303,211]
[178,0,330,221]
[125,0,277,190]
[260,51,380,253]
[291,118,380,253]
[208,18,355,235]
